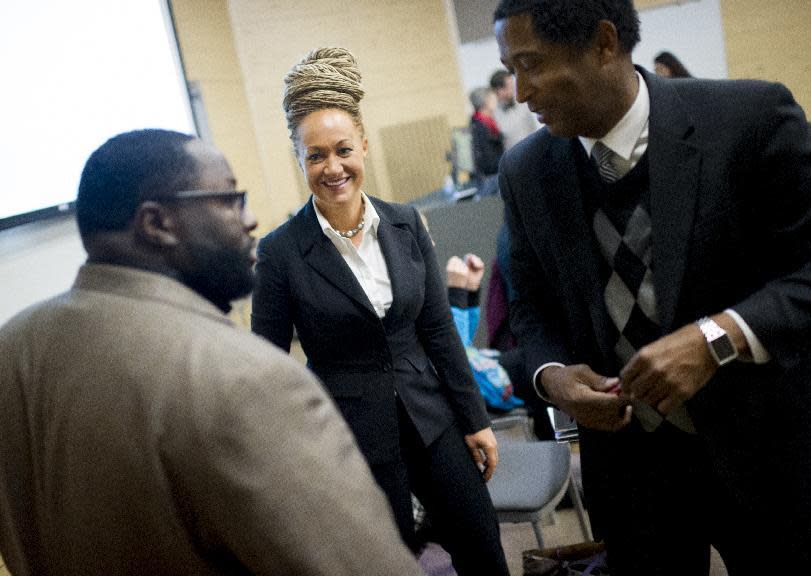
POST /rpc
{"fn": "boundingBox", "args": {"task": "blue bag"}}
[465,347,524,412]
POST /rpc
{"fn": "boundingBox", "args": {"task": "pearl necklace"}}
[335,216,365,238]
[333,199,365,239]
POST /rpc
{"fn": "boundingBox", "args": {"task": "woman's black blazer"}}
[251,196,489,465]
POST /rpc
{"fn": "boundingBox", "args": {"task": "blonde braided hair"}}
[283,47,365,147]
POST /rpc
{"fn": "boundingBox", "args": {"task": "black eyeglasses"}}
[146,189,247,210]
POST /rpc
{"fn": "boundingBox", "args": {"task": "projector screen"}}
[0,0,196,228]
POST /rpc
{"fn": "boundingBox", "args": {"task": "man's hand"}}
[540,365,632,432]
[619,321,720,415]
[464,427,499,481]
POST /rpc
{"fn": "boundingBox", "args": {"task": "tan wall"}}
[170,0,274,236]
[173,0,468,234]
[720,0,811,113]
[226,0,468,219]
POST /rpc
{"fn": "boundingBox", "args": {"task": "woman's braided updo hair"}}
[283,47,365,145]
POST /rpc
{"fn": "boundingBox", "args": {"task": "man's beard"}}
[180,243,255,313]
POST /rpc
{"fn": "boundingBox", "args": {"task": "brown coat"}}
[0,264,421,576]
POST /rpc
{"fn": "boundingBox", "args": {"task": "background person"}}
[251,47,509,576]
[653,50,692,78]
[446,253,524,413]
[486,224,555,440]
[0,129,422,576]
[490,68,542,150]
[469,86,505,180]
[446,253,486,345]
[494,0,810,574]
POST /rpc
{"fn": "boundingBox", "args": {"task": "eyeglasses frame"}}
[143,189,247,211]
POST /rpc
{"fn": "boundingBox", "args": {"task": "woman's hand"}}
[464,427,499,481]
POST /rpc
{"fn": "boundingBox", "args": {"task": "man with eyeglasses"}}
[0,129,422,576]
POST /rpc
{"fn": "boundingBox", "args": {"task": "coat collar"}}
[296,200,376,318]
[73,263,232,324]
[295,196,416,321]
[642,67,701,331]
[373,200,421,325]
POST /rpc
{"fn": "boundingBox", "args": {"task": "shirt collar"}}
[73,263,232,323]
[579,71,649,160]
[312,192,380,239]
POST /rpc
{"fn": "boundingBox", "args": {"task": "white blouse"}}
[313,193,393,318]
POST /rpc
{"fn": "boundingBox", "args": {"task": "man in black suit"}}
[493,1,810,575]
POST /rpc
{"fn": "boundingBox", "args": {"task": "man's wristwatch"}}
[696,317,738,366]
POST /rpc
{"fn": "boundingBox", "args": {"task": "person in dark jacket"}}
[469,86,505,179]
[653,50,692,78]
[251,47,509,576]
[495,0,810,574]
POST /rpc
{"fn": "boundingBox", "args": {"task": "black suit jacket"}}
[499,69,810,527]
[471,116,505,177]
[252,197,489,466]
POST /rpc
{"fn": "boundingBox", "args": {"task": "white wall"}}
[0,218,85,325]
[0,0,194,326]
[0,0,195,221]
[456,0,727,95]
[635,0,727,80]
[456,37,508,101]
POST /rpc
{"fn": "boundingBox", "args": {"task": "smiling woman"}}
[296,108,369,233]
[250,47,510,576]
[282,48,369,237]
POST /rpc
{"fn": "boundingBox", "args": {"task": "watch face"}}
[712,335,736,361]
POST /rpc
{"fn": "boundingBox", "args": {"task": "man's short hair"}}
[469,87,492,111]
[494,0,640,54]
[76,129,198,238]
[489,69,511,90]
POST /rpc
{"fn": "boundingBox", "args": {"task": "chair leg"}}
[531,520,545,550]
[568,472,593,542]
[541,510,557,526]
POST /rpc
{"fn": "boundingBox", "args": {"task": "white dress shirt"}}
[313,193,393,318]
[534,73,769,399]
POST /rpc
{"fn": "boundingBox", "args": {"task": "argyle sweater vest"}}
[580,151,695,433]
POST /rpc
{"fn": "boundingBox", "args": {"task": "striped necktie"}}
[592,141,620,183]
